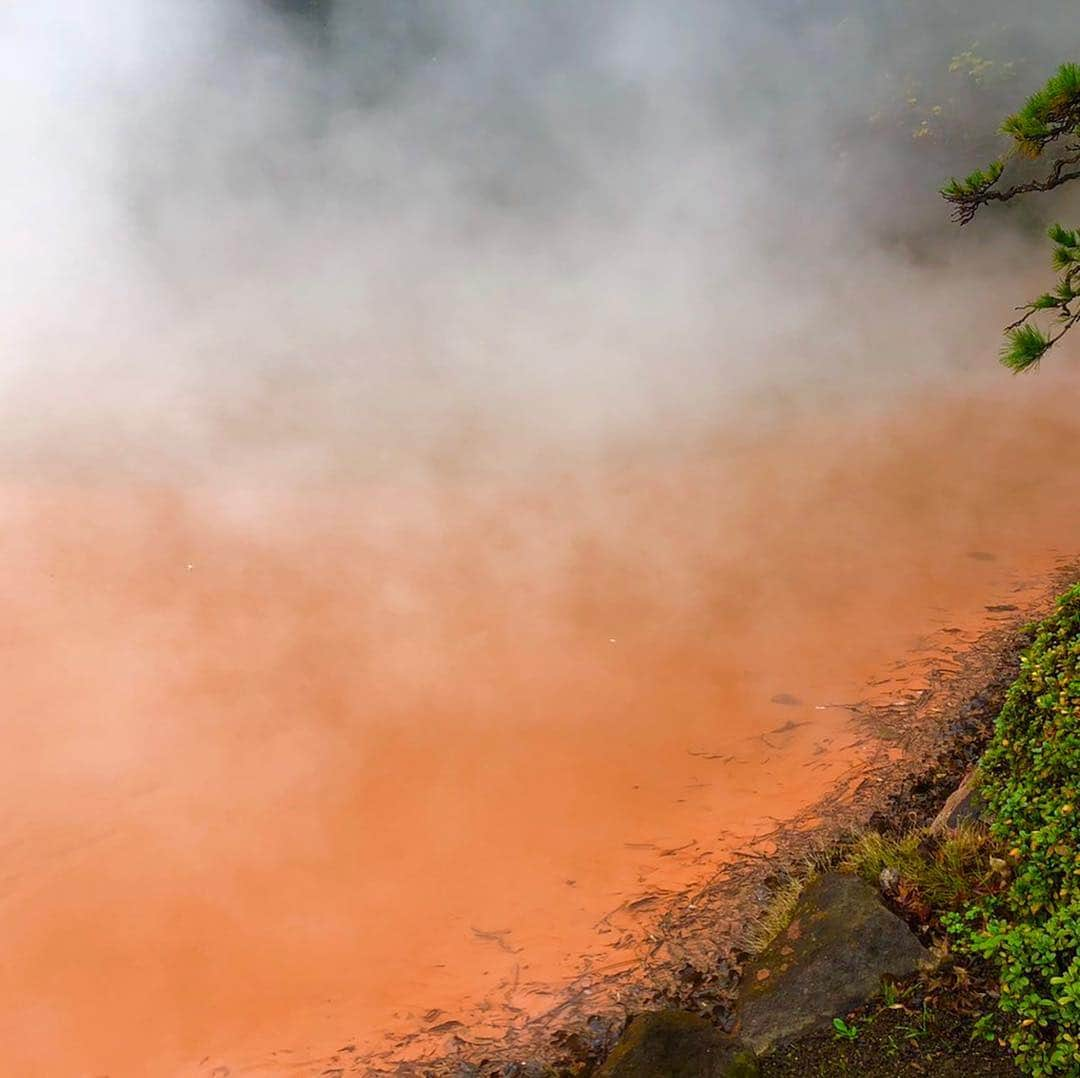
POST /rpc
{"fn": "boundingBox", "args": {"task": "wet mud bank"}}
[374,564,1078,1077]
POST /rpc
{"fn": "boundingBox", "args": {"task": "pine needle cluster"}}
[1001,62,1080,158]
[941,161,1005,202]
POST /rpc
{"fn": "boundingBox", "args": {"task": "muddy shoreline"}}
[355,561,1079,1077]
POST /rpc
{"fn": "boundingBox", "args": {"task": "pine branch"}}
[943,149,1080,224]
[942,64,1080,223]
[943,63,1080,370]
[997,225,1080,370]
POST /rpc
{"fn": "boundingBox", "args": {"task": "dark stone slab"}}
[595,1011,759,1078]
[737,871,929,1053]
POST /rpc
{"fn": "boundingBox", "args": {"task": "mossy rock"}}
[737,872,929,1053]
[595,1011,759,1077]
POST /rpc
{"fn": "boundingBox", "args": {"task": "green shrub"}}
[946,584,1080,1075]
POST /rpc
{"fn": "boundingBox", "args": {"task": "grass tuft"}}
[843,823,995,911]
[742,875,806,955]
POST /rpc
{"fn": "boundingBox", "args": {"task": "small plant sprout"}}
[832,1017,860,1041]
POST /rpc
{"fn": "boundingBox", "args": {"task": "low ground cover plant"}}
[944,584,1080,1075]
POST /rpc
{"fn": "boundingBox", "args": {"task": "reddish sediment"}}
[0,378,1077,1075]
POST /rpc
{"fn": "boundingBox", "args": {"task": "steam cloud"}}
[3,0,1077,484]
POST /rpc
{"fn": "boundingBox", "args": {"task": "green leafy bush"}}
[947,584,1080,1075]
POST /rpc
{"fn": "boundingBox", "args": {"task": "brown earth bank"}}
[757,974,1019,1077]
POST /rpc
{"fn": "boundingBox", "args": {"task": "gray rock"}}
[736,871,929,1053]
[930,770,986,833]
[879,866,901,897]
[595,1011,759,1078]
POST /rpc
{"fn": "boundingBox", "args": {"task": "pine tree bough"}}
[942,62,1080,370]
[945,150,1080,226]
